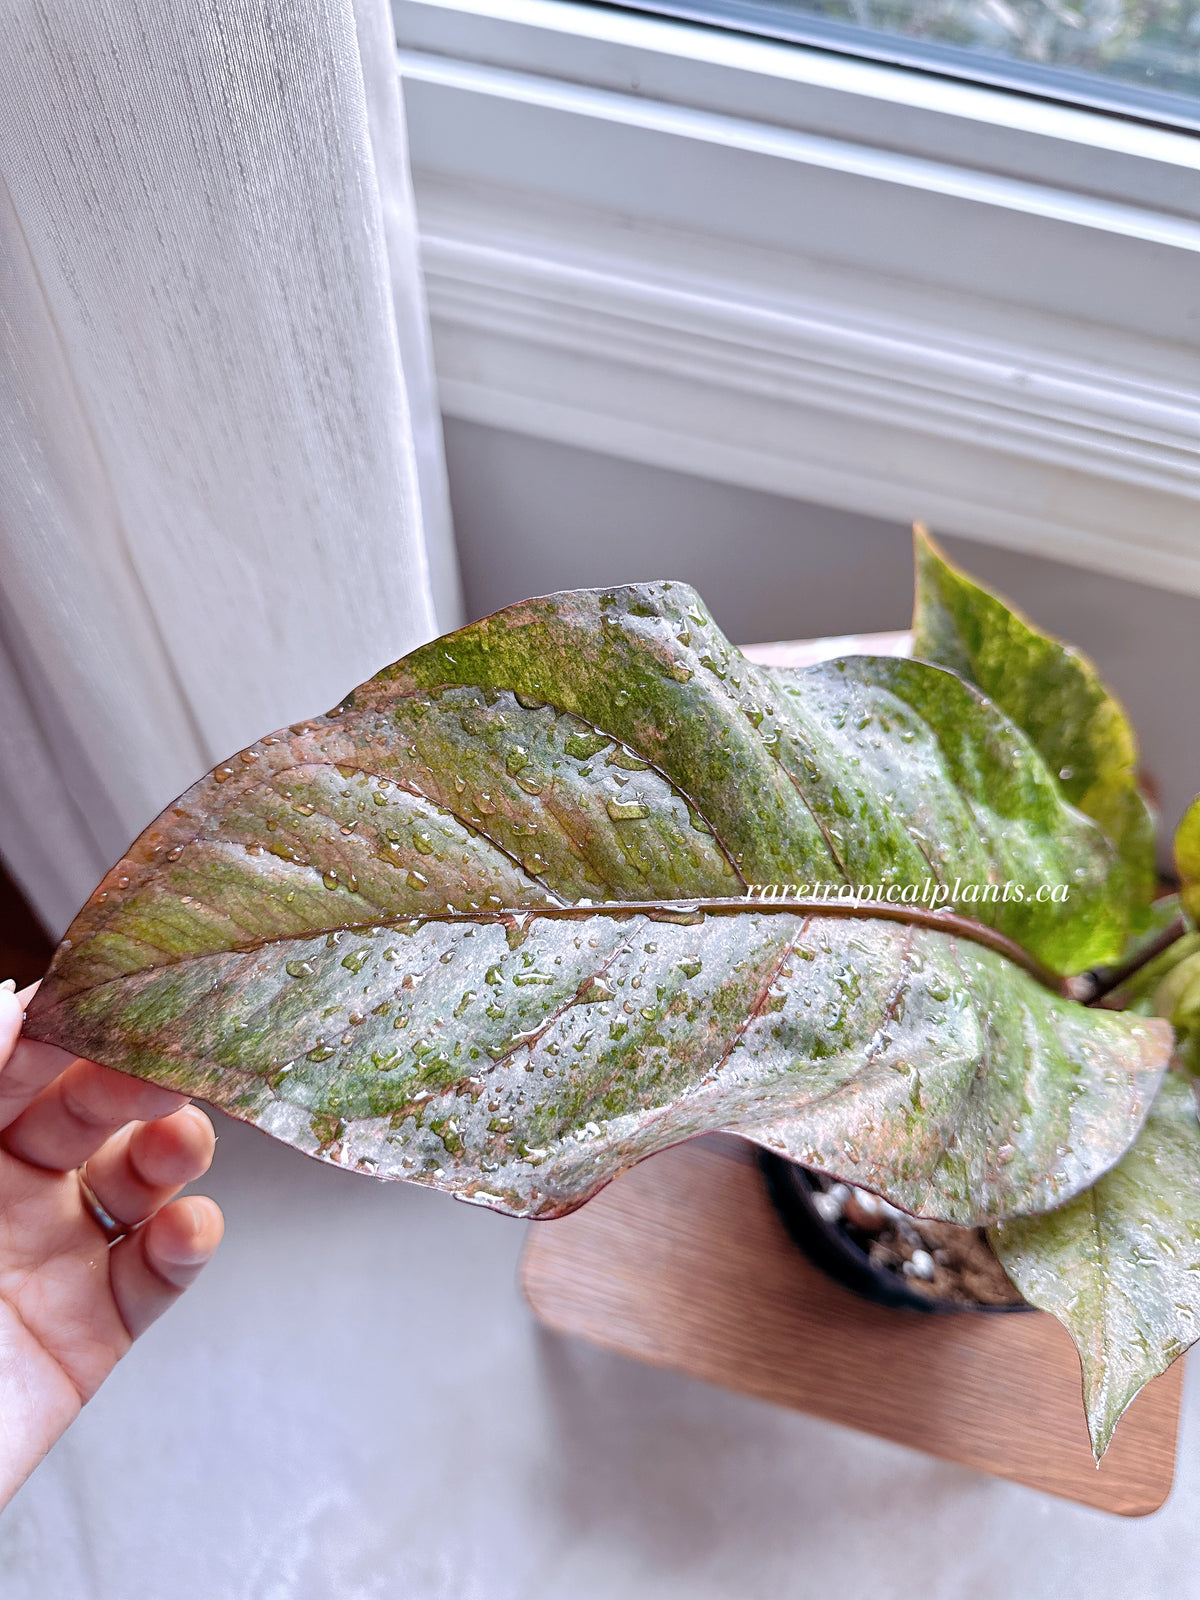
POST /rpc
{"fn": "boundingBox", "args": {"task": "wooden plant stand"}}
[520,1135,1183,1516]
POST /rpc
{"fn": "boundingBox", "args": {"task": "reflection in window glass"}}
[800,0,1200,97]
[613,0,1200,118]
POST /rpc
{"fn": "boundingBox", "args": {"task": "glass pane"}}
[800,0,1200,98]
[607,0,1200,123]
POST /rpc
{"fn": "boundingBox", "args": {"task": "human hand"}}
[0,980,224,1509]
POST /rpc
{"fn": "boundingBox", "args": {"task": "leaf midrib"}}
[36,896,1073,1018]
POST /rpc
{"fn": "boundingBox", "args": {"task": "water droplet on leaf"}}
[607,798,650,821]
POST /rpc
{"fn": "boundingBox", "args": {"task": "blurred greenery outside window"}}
[601,0,1200,123]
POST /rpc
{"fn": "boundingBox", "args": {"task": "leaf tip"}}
[910,521,942,584]
[911,519,936,554]
[1085,1385,1124,1463]
[909,525,973,660]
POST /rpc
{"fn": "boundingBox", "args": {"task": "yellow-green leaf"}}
[1176,795,1200,924]
[912,527,1155,926]
[1107,895,1200,1077]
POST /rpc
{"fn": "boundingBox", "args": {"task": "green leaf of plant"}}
[1176,795,1200,924]
[1106,896,1200,1078]
[911,527,1155,923]
[24,582,1170,1223]
[991,1073,1200,1459]
[1150,955,1200,1078]
[1107,893,1190,988]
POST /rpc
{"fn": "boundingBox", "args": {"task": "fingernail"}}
[0,980,15,994]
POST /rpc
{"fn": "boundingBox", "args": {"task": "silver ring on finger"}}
[76,1165,134,1246]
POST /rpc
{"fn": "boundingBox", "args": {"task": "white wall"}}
[444,418,1200,856]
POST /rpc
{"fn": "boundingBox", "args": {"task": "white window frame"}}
[394,0,1200,595]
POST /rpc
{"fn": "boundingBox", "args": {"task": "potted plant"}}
[23,529,1200,1462]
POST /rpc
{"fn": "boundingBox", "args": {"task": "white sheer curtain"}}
[0,0,460,937]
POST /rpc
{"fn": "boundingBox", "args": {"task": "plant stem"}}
[1082,913,1189,1008]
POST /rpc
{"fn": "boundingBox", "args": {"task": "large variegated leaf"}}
[991,1073,1200,1458]
[24,582,1170,1222]
[912,527,1155,920]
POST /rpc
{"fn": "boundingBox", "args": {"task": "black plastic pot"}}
[759,1151,1032,1315]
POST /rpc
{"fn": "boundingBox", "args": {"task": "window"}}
[394,0,1200,599]
[604,0,1200,126]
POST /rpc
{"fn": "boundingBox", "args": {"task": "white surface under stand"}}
[2,1111,1197,1600]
